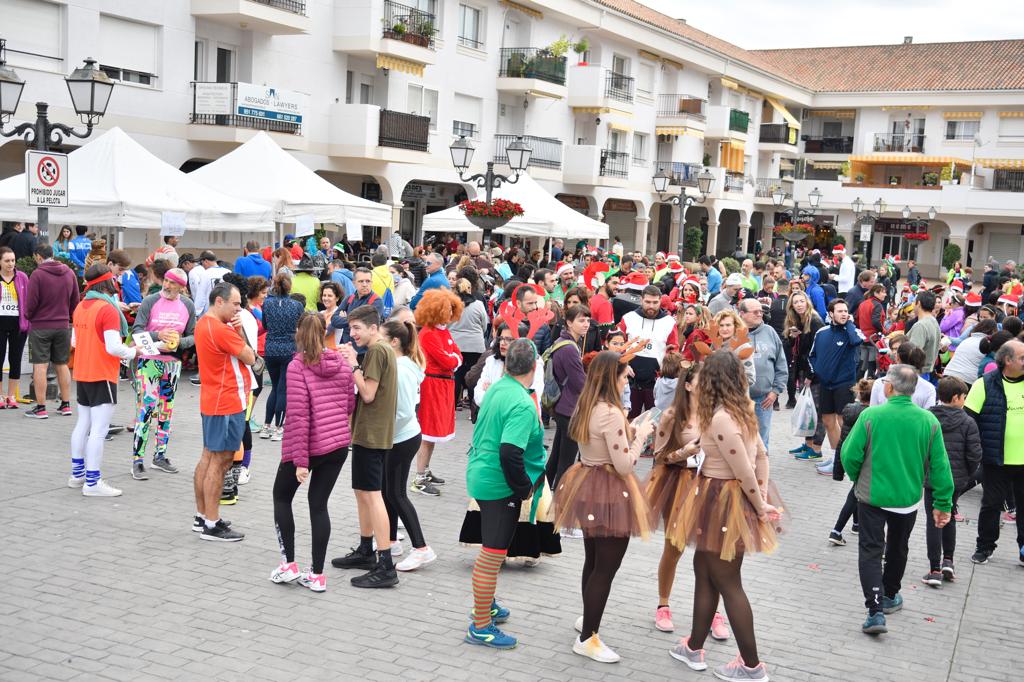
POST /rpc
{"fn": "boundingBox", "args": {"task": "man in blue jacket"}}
[67,226,92,273]
[802,265,828,320]
[410,253,449,309]
[809,298,865,457]
[233,241,272,280]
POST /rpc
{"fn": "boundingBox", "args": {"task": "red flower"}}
[459,199,525,219]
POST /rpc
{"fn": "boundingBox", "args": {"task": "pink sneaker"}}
[269,561,301,584]
[297,569,326,592]
[710,611,730,641]
[669,636,707,671]
[5,396,18,409]
[655,606,674,632]
[1002,510,1017,522]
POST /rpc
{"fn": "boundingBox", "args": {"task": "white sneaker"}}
[270,561,301,584]
[573,634,620,663]
[259,425,273,439]
[574,615,584,633]
[391,541,404,556]
[82,480,122,497]
[237,467,251,485]
[67,475,85,488]
[562,527,584,539]
[395,546,437,572]
[397,530,405,541]
[270,427,284,442]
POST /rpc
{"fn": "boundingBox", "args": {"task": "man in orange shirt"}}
[193,282,256,541]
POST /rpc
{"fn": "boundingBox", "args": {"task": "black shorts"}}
[477,496,523,550]
[351,444,387,491]
[77,380,117,407]
[819,382,853,415]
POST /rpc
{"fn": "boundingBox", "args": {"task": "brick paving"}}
[0,380,1021,681]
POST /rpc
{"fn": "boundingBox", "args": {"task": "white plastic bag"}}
[790,385,817,438]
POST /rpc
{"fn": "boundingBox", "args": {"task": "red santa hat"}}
[555,261,575,277]
[655,251,666,260]
[832,245,846,255]
[965,291,983,307]
[582,261,610,290]
[667,261,685,274]
[950,279,965,293]
[998,282,1023,307]
[621,271,650,291]
[666,252,681,263]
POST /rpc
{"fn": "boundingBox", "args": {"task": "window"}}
[945,119,980,141]
[611,53,629,77]
[345,70,353,104]
[215,47,233,83]
[408,84,439,130]
[453,121,476,137]
[458,4,482,48]
[998,115,1024,143]
[0,0,62,68]
[99,65,153,86]
[637,63,655,98]
[452,93,482,138]
[632,134,648,166]
[193,41,204,81]
[98,14,159,85]
[822,121,843,138]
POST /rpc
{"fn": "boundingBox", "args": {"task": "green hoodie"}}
[840,395,955,512]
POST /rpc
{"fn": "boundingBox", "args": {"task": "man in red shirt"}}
[588,272,618,337]
[193,282,256,541]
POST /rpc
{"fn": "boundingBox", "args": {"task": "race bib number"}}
[0,298,18,316]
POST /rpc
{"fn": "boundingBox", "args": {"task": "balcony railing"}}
[605,72,635,103]
[599,149,629,178]
[452,121,476,138]
[498,48,567,85]
[801,135,854,153]
[729,109,750,133]
[759,123,798,145]
[724,172,745,192]
[873,132,925,153]
[379,109,430,151]
[494,134,562,169]
[755,177,785,198]
[654,161,703,187]
[382,0,436,49]
[252,0,306,14]
[656,94,707,119]
[189,82,301,135]
[994,170,1024,193]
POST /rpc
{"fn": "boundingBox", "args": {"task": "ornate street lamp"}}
[449,134,532,245]
[653,167,715,260]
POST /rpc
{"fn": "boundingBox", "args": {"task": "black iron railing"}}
[729,109,750,133]
[379,109,430,151]
[654,161,703,187]
[801,135,854,153]
[599,149,629,178]
[759,123,798,145]
[189,82,301,135]
[994,170,1024,192]
[498,48,567,85]
[605,72,634,103]
[724,172,745,192]
[382,0,436,49]
[874,132,925,153]
[452,121,476,138]
[656,94,706,119]
[253,0,306,15]
[494,134,562,169]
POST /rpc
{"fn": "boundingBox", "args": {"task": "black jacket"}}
[769,294,789,338]
[967,371,1014,466]
[844,284,868,318]
[10,230,37,260]
[929,405,982,490]
[833,401,868,481]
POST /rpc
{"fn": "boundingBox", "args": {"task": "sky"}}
[636,0,1023,50]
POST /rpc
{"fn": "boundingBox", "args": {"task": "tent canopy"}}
[0,127,274,231]
[421,173,608,240]
[188,132,391,226]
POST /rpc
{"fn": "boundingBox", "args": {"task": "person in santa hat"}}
[940,291,967,340]
[950,291,984,349]
[612,272,648,324]
[550,261,577,304]
[998,281,1023,317]
[834,245,856,296]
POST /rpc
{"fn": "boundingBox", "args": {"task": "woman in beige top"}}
[668,350,783,681]
[552,351,654,665]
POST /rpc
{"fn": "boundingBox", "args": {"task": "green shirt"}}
[466,374,547,500]
[352,340,397,449]
[965,375,1024,465]
[290,272,321,312]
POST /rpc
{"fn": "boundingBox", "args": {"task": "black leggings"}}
[273,447,347,574]
[382,434,426,548]
[833,486,860,533]
[264,356,289,427]
[580,535,629,639]
[545,413,578,489]
[689,551,759,667]
[0,327,26,381]
[454,351,481,405]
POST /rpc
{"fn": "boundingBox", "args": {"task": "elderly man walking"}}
[410,253,449,309]
[841,364,954,635]
[739,298,787,448]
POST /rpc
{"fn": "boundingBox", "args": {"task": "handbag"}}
[239,323,266,375]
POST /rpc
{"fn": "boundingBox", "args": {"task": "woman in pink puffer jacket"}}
[270,312,356,593]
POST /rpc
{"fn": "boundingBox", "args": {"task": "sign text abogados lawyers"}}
[26,150,69,208]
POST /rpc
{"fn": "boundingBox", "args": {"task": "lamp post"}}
[771,185,821,247]
[850,197,890,260]
[652,167,715,260]
[0,43,114,234]
[449,135,532,247]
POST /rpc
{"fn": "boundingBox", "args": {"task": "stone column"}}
[634,216,651,255]
[670,204,682,257]
[705,220,719,257]
[738,222,751,256]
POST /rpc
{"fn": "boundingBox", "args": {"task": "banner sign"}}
[235,83,307,124]
[193,83,233,115]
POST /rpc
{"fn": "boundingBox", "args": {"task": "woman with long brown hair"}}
[678,303,712,362]
[553,351,654,663]
[273,247,295,278]
[784,290,825,457]
[667,350,782,680]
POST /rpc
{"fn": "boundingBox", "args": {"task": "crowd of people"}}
[3,218,1024,680]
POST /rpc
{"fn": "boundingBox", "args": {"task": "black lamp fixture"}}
[449,134,532,245]
[851,196,887,219]
[772,184,822,220]
[653,167,715,260]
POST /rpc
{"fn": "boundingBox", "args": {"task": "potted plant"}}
[547,36,570,58]
[905,232,930,241]
[459,198,524,230]
[773,222,815,242]
[855,172,865,184]
[838,161,850,183]
[573,37,589,66]
[703,152,712,167]
[923,171,939,186]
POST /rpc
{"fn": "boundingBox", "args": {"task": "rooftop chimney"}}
[903,36,913,44]
[676,18,687,25]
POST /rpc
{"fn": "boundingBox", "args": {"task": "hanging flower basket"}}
[905,232,930,241]
[460,198,524,230]
[466,214,511,230]
[773,222,815,241]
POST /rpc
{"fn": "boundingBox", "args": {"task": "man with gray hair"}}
[841,364,954,635]
[410,252,449,309]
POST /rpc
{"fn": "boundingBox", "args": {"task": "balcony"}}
[656,94,706,135]
[802,135,854,154]
[563,145,630,187]
[568,66,634,115]
[600,150,629,178]
[327,104,430,161]
[754,177,786,198]
[705,105,750,141]
[380,109,429,151]
[873,132,926,154]
[496,48,567,99]
[730,110,751,133]
[759,123,799,156]
[605,73,635,103]
[994,170,1024,192]
[333,0,437,70]
[653,161,703,187]
[190,0,311,34]
[494,135,562,170]
[187,81,307,150]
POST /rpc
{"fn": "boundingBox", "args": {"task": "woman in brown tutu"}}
[553,351,654,664]
[667,350,782,681]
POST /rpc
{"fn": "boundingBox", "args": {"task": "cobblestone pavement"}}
[1,379,1020,681]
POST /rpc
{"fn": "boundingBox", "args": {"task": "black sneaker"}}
[132,460,148,480]
[941,558,956,580]
[350,564,399,588]
[828,530,846,546]
[189,375,201,386]
[921,570,943,587]
[970,550,990,565]
[331,547,376,570]
[24,405,48,419]
[425,469,445,485]
[193,515,231,532]
[199,520,244,542]
[851,523,860,534]
[151,458,179,474]
[57,401,72,416]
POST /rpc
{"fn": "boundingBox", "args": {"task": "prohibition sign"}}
[37,156,60,188]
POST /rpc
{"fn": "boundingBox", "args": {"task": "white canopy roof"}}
[188,132,391,226]
[0,127,275,231]
[421,172,608,240]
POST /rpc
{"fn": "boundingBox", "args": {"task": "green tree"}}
[683,225,704,261]
[942,243,962,270]
[720,257,741,274]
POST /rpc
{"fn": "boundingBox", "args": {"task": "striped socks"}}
[71,458,85,479]
[85,470,100,487]
[471,547,507,628]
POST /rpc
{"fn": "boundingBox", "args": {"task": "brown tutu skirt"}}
[644,462,696,546]
[674,475,787,561]
[553,463,651,539]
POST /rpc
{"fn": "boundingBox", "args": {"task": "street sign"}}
[26,150,69,207]
[160,211,186,237]
[859,222,872,242]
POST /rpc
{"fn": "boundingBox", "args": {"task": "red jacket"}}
[856,297,885,341]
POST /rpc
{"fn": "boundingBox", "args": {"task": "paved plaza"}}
[0,379,1020,681]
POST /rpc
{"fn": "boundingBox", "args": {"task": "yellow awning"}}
[999,111,1024,118]
[376,54,424,77]
[977,158,1024,169]
[719,140,744,173]
[572,106,633,117]
[499,0,542,19]
[662,58,683,70]
[810,161,843,170]
[608,122,632,133]
[638,49,661,62]
[728,139,745,151]
[765,96,801,129]
[850,154,970,166]
[943,111,982,120]
[809,109,855,119]
[720,77,739,91]
[882,106,932,111]
[656,126,704,138]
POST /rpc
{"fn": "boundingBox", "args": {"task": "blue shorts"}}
[201,412,246,453]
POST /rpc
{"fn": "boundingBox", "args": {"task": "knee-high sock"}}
[84,402,115,485]
[471,547,507,628]
[70,405,92,478]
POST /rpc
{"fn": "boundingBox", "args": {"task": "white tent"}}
[0,127,274,231]
[421,172,608,240]
[188,132,391,226]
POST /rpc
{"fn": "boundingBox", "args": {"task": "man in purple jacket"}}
[24,243,80,418]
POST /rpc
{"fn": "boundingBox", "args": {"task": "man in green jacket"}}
[841,364,954,635]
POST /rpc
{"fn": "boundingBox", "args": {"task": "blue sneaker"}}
[1018,545,1024,566]
[862,612,887,634]
[794,448,823,461]
[881,593,903,614]
[465,622,517,649]
[789,444,811,455]
[490,599,510,624]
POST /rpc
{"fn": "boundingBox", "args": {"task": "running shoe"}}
[970,550,990,565]
[490,600,510,624]
[669,636,707,671]
[828,530,847,546]
[189,375,201,386]
[425,469,445,485]
[921,570,942,587]
[237,466,251,485]
[941,558,956,580]
[350,564,398,588]
[57,401,72,416]
[192,515,231,532]
[151,458,178,474]
[713,654,769,681]
[271,427,284,442]
[219,491,238,506]
[132,460,148,480]
[331,547,376,570]
[5,396,18,409]
[199,520,244,542]
[390,541,403,557]
[410,474,441,496]
[67,475,85,488]
[574,615,583,633]
[24,405,48,419]
[816,462,834,476]
[258,425,273,439]
[788,444,810,456]
[881,593,903,614]
[465,622,517,649]
[793,449,822,461]
[297,569,327,592]
[710,612,730,641]
[270,561,301,584]
[573,634,620,663]
[396,546,437,572]
[655,606,674,632]
[861,612,887,634]
[1002,510,1017,523]
[851,523,859,534]
[82,480,122,497]
[562,527,584,540]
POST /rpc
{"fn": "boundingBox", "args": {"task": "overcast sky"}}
[636,0,1023,49]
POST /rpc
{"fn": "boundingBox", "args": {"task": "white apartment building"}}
[0,0,1022,276]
